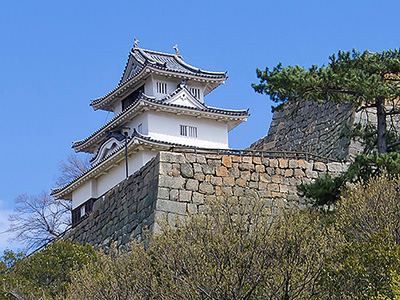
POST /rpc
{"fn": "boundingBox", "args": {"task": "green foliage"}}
[253,48,400,155]
[61,195,338,300]
[253,49,400,108]
[64,242,157,300]
[0,240,96,299]
[4,175,400,299]
[375,272,400,300]
[318,174,400,299]
[297,173,345,207]
[336,173,400,244]
[321,232,400,300]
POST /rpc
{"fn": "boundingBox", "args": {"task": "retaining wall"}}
[67,151,347,251]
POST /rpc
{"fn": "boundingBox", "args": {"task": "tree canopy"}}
[252,49,400,154]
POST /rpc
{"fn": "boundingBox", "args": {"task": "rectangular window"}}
[72,199,94,227]
[156,82,167,94]
[80,205,86,218]
[180,125,197,138]
[189,87,201,100]
[122,85,144,111]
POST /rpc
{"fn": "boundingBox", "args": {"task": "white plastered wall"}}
[147,111,229,148]
[72,149,156,209]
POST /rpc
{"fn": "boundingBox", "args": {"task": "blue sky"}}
[1,0,400,252]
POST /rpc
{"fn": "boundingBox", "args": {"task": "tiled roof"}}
[125,47,227,81]
[51,132,188,199]
[91,46,227,110]
[73,89,249,152]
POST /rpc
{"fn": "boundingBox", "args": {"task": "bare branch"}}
[55,153,91,187]
[8,192,71,250]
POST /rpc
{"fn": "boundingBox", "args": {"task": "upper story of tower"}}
[90,40,228,115]
[71,41,249,157]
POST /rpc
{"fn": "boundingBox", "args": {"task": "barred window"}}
[180,125,197,138]
[189,87,201,100]
[156,82,167,94]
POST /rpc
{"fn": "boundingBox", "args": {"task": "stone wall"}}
[65,155,159,252]
[67,150,347,251]
[249,100,356,161]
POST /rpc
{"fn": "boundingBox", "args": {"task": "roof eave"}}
[73,99,249,153]
[53,137,172,200]
[91,66,227,111]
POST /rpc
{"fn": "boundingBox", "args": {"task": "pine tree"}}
[253,49,400,206]
[253,49,400,154]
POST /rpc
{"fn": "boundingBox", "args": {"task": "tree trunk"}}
[376,97,387,154]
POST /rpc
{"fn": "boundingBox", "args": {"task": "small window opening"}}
[80,206,86,218]
[156,82,167,94]
[138,123,143,134]
[189,87,201,100]
[180,125,197,138]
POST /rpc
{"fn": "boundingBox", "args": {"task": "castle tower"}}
[51,41,249,225]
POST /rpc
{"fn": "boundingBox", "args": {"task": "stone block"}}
[223,176,235,186]
[327,162,344,173]
[259,173,271,182]
[215,186,222,195]
[156,199,186,214]
[298,159,311,170]
[294,169,305,178]
[211,176,223,186]
[193,163,203,173]
[192,192,205,204]
[230,165,240,177]
[233,186,244,196]
[194,172,205,181]
[236,178,247,187]
[253,156,262,164]
[187,203,198,214]
[221,186,233,196]
[288,160,298,168]
[179,190,192,202]
[240,170,251,180]
[249,181,258,188]
[262,157,270,166]
[222,156,232,167]
[284,169,293,177]
[232,156,241,162]
[313,162,327,172]
[181,163,194,178]
[305,169,318,179]
[271,175,281,184]
[184,153,197,163]
[196,154,207,164]
[202,165,215,175]
[250,173,259,182]
[269,159,278,168]
[199,182,214,194]
[186,179,199,191]
[239,163,255,171]
[216,166,228,177]
[158,187,170,200]
[167,189,178,201]
[268,183,280,192]
[242,156,252,163]
[158,175,185,189]
[206,154,221,159]
[159,152,184,163]
[280,184,289,193]
[171,164,181,177]
[278,158,288,168]
[255,165,265,173]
